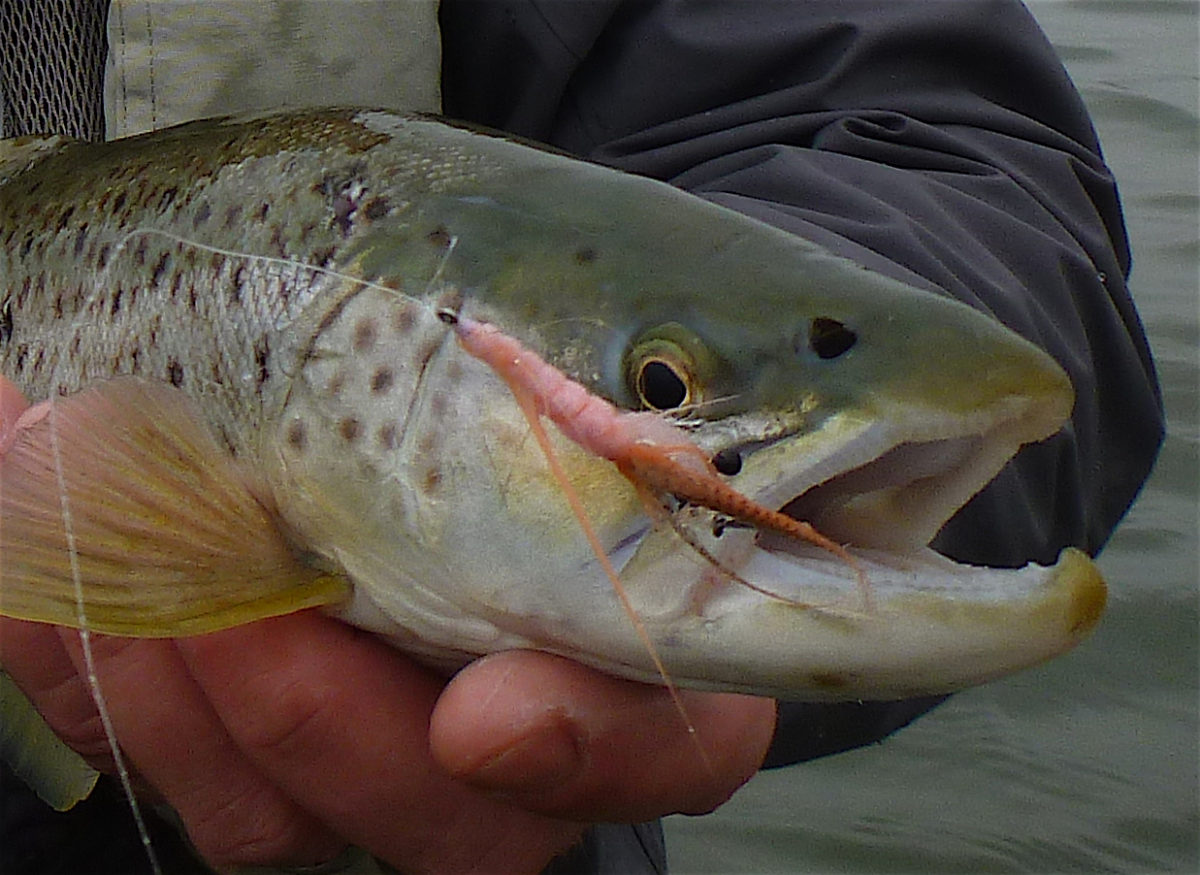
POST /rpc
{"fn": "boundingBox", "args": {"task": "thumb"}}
[429,650,776,823]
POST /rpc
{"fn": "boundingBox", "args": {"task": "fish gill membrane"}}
[0,109,1106,818]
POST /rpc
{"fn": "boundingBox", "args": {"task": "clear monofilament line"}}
[48,398,163,875]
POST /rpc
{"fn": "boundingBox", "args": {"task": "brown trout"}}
[0,108,1104,803]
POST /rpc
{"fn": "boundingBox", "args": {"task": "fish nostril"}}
[807,317,857,360]
[712,447,743,476]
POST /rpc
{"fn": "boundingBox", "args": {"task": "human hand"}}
[0,375,776,874]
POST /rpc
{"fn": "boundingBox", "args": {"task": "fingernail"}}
[459,715,585,793]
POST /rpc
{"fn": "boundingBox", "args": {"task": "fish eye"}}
[626,324,710,411]
[636,357,691,410]
[808,317,857,360]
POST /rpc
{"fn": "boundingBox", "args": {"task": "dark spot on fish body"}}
[312,246,337,269]
[132,237,150,267]
[51,290,65,319]
[0,300,13,343]
[427,225,452,250]
[109,286,124,316]
[377,422,399,450]
[14,277,30,310]
[73,224,89,258]
[362,197,390,221]
[574,247,598,265]
[193,201,212,230]
[253,336,271,388]
[111,191,127,214]
[422,467,442,494]
[54,205,76,233]
[353,319,378,353]
[286,419,307,452]
[392,306,416,335]
[229,265,247,306]
[255,201,270,222]
[14,343,29,371]
[223,203,243,230]
[158,187,178,211]
[339,417,362,442]
[332,195,356,237]
[152,251,172,286]
[96,243,112,271]
[146,312,163,346]
[167,358,185,387]
[370,367,394,394]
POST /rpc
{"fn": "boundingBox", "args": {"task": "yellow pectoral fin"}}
[0,378,349,637]
[0,670,98,811]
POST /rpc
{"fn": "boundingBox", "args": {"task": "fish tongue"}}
[0,377,348,637]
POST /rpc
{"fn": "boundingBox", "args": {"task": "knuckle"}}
[230,677,341,764]
[182,779,333,868]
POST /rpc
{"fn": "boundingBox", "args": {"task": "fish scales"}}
[0,110,499,454]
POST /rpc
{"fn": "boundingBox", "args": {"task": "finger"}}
[54,628,346,868]
[177,610,585,875]
[0,617,117,770]
[429,650,777,823]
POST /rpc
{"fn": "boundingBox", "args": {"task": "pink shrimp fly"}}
[439,310,866,597]
[438,310,868,759]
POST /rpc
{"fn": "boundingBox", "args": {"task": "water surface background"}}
[666,1,1200,872]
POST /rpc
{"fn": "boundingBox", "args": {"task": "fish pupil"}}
[637,359,688,410]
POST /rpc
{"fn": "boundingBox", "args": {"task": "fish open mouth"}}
[771,433,996,554]
[682,408,1066,608]
[604,402,1105,699]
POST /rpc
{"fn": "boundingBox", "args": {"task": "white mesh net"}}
[0,0,109,140]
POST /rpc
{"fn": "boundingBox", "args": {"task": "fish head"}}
[262,118,1102,699]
